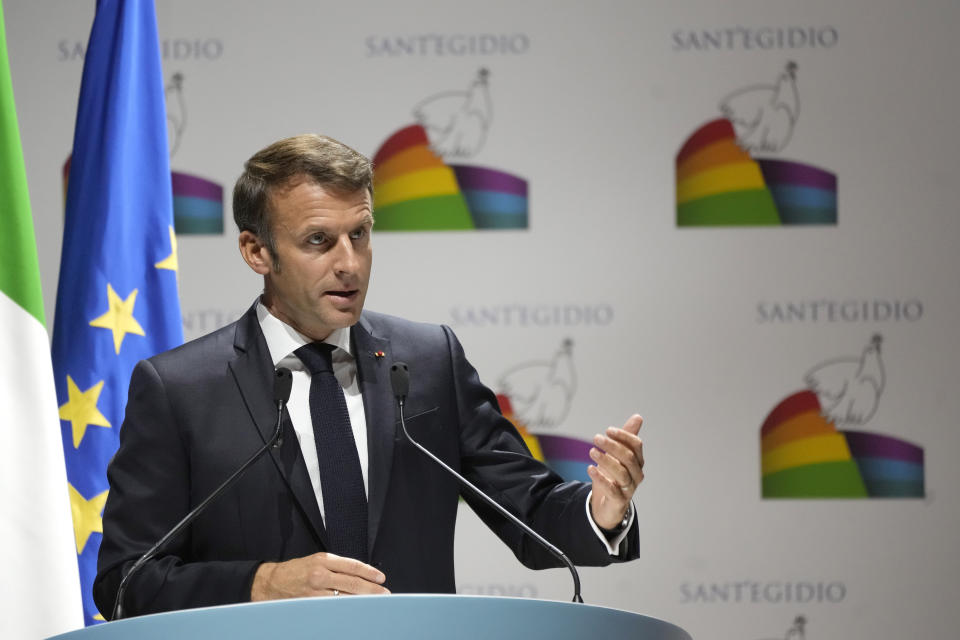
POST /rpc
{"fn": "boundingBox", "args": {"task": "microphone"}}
[389,362,584,603]
[111,367,293,620]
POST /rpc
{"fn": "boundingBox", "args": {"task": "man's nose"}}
[331,234,359,274]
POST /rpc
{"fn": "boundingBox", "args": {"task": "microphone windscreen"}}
[390,362,409,400]
[273,367,293,404]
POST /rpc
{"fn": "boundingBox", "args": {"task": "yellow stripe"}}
[676,138,752,182]
[375,145,445,184]
[761,433,853,476]
[374,166,460,208]
[677,161,766,204]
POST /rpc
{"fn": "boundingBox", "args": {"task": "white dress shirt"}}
[257,303,368,520]
[256,301,633,554]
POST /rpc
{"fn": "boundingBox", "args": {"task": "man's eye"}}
[307,234,326,245]
[350,228,367,240]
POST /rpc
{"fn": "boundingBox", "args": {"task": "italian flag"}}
[0,2,83,635]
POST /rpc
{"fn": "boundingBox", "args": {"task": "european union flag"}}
[51,0,183,625]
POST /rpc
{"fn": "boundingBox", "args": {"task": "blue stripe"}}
[544,460,590,483]
[768,184,837,210]
[854,457,924,482]
[462,189,528,229]
[174,195,224,234]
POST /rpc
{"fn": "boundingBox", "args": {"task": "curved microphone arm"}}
[391,362,583,603]
[112,368,292,620]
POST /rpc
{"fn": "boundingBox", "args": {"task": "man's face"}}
[258,178,373,341]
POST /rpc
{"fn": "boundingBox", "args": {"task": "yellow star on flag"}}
[154,225,178,272]
[89,283,146,354]
[68,484,109,555]
[58,376,111,448]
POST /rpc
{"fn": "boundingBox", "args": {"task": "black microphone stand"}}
[111,368,292,620]
[390,362,583,603]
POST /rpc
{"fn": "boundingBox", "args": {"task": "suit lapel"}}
[228,305,327,547]
[351,317,395,556]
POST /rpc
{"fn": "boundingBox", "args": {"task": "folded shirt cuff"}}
[584,490,635,556]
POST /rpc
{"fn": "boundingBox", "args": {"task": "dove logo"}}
[676,62,837,226]
[760,335,925,498]
[493,340,591,482]
[498,394,592,483]
[371,69,528,231]
[498,339,576,431]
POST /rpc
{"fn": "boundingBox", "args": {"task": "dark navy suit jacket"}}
[93,305,638,617]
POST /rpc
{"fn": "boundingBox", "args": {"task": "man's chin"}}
[323,305,363,329]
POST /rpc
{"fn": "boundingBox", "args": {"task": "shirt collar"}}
[256,299,353,367]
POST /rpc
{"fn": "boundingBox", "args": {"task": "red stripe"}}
[761,390,821,437]
[372,125,430,167]
[676,119,736,166]
[496,393,513,414]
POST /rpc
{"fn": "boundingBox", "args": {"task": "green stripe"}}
[0,1,45,326]
[374,194,475,231]
[677,189,781,226]
[762,461,868,498]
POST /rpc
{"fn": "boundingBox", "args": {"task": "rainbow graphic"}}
[498,394,591,482]
[372,125,528,231]
[761,390,924,498]
[63,157,223,234]
[676,119,837,226]
[171,171,224,234]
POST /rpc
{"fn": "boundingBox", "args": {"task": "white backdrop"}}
[6,1,960,637]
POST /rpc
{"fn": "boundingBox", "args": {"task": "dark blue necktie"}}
[295,342,368,562]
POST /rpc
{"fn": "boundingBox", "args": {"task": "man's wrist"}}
[250,562,275,602]
[600,502,633,536]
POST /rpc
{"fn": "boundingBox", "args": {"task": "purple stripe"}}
[172,171,223,201]
[756,159,837,191]
[450,164,527,196]
[536,434,592,462]
[842,430,924,465]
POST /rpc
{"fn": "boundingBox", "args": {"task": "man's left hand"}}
[587,414,644,531]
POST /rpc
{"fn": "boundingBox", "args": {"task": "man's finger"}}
[590,447,632,488]
[622,414,643,436]
[594,432,631,458]
[595,431,643,485]
[587,464,624,500]
[318,553,387,584]
[605,426,644,465]
[595,432,638,467]
[605,426,642,452]
[334,573,391,596]
[606,430,644,473]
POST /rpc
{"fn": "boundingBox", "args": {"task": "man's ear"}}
[239,230,273,275]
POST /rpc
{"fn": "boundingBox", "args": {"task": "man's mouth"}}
[325,289,359,300]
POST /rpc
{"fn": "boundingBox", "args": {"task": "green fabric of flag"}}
[0,1,44,325]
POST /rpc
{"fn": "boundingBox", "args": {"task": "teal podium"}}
[49,595,692,639]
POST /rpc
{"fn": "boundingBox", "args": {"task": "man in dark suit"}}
[93,134,645,618]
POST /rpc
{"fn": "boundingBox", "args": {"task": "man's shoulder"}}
[148,316,242,371]
[360,309,450,342]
